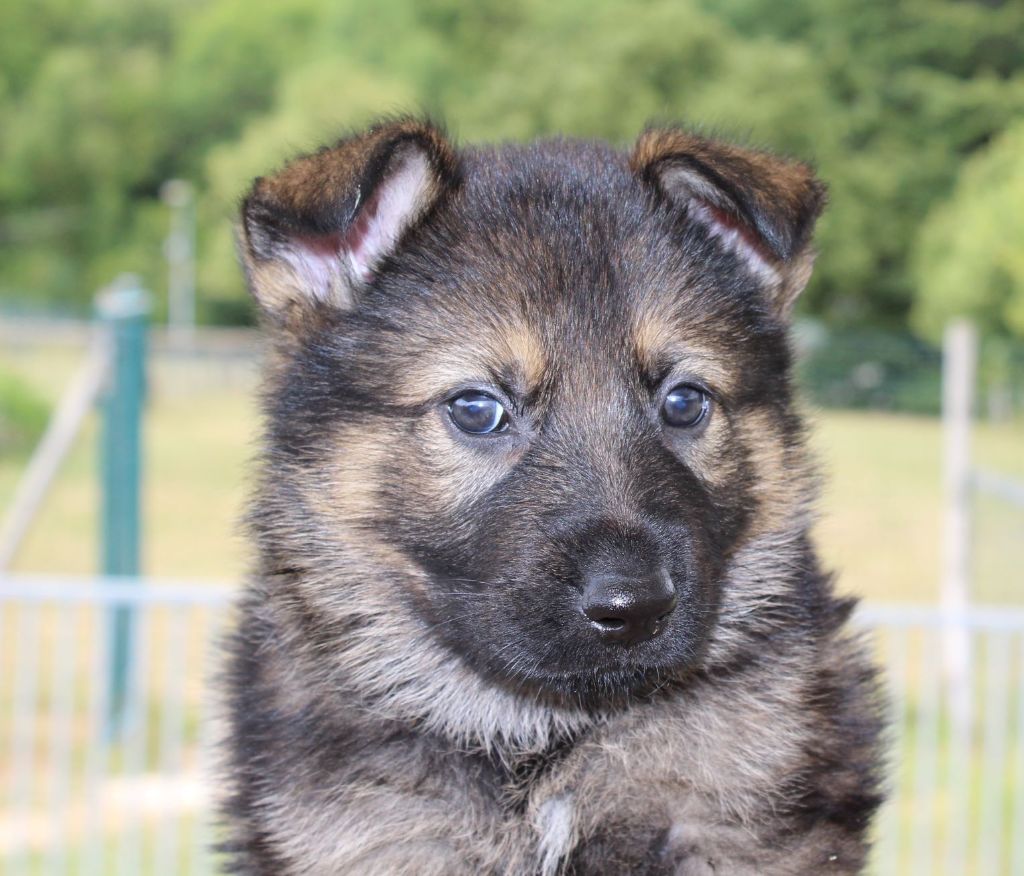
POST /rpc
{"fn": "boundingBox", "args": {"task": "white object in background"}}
[0,332,112,570]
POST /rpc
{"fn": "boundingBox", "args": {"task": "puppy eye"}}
[662,384,709,428]
[448,391,510,435]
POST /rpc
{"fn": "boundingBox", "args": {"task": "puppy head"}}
[243,119,825,710]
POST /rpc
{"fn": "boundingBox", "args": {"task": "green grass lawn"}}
[0,346,253,581]
[811,408,1023,604]
[2,343,1022,604]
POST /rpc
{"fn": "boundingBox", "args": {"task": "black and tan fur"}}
[223,118,885,875]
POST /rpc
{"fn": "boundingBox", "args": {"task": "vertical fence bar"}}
[944,626,974,875]
[97,277,150,738]
[44,603,77,876]
[976,632,1010,874]
[909,627,942,876]
[154,606,190,876]
[5,602,43,874]
[1011,635,1024,876]
[82,601,114,876]
[112,603,150,876]
[190,603,227,876]
[875,626,909,874]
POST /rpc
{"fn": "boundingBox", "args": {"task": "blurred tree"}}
[704,0,1024,326]
[0,0,1022,332]
[912,119,1024,340]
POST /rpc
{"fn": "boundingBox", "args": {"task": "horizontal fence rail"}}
[2,577,1024,875]
[866,607,1024,876]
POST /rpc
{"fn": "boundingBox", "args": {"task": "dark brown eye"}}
[662,384,709,428]
[448,391,509,434]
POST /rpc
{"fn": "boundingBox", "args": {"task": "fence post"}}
[96,276,150,736]
[161,179,196,349]
[942,319,975,730]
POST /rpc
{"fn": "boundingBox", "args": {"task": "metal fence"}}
[864,604,1024,875]
[1,577,230,876]
[2,579,1024,875]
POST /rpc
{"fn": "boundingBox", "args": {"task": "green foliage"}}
[0,366,49,456]
[912,119,1024,341]
[703,0,1024,328]
[2,0,1023,332]
[796,324,943,415]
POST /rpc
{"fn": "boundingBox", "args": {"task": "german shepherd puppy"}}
[225,118,885,875]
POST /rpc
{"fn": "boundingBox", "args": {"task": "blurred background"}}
[1,0,1022,873]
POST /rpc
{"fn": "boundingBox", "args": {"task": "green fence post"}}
[96,275,150,737]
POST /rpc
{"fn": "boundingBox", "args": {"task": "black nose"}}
[580,568,677,645]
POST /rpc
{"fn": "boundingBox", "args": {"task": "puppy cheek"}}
[736,408,814,538]
[671,419,753,558]
[403,416,524,515]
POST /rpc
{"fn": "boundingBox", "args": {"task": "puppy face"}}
[244,123,824,709]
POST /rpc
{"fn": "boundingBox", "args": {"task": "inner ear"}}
[659,164,781,280]
[280,145,436,294]
[631,127,827,314]
[343,147,434,284]
[241,119,458,322]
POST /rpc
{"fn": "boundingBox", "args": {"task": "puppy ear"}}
[241,118,458,322]
[630,127,827,315]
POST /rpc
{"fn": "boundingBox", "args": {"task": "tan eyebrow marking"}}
[633,312,735,394]
[395,320,547,404]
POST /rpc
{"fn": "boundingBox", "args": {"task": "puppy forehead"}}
[393,300,741,405]
[631,307,741,394]
[394,316,548,402]
[386,147,750,399]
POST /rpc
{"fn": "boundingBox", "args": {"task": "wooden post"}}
[161,179,196,349]
[0,336,110,570]
[942,320,975,729]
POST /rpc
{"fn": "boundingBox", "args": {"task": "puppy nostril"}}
[580,569,676,645]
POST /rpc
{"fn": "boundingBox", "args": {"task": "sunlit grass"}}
[0,346,254,581]
[812,408,1023,604]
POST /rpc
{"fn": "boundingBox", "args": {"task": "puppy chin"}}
[506,643,708,710]
[517,667,676,711]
